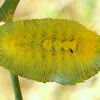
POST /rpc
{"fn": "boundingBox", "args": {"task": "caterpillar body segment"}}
[0,18,100,85]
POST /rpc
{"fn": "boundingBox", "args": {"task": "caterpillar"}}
[0,18,100,85]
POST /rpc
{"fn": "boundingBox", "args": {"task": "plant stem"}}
[10,73,23,100]
[0,0,20,22]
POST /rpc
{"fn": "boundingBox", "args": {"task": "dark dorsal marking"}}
[70,49,73,53]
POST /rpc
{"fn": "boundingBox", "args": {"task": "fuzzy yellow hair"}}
[0,18,100,85]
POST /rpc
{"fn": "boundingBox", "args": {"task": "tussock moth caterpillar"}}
[0,18,100,85]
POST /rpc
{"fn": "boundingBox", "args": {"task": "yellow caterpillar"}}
[0,18,100,85]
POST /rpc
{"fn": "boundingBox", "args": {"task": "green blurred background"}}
[0,0,100,100]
